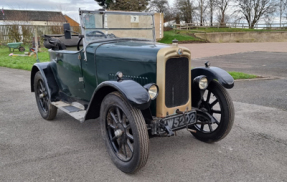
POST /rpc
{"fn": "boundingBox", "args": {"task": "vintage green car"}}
[30,9,234,173]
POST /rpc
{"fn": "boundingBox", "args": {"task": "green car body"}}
[46,41,168,116]
[30,9,235,174]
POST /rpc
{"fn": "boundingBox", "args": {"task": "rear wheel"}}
[100,92,149,174]
[34,71,57,120]
[190,80,234,143]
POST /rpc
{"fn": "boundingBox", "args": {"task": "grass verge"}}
[179,27,287,33]
[228,71,257,80]
[159,28,287,44]
[158,31,205,44]
[0,46,49,71]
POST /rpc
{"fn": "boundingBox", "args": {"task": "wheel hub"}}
[201,101,211,113]
[114,129,123,138]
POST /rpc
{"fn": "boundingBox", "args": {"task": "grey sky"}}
[1,0,176,22]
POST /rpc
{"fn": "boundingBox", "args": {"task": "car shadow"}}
[51,110,222,177]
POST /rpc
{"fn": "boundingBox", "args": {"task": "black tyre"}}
[190,80,234,143]
[34,71,57,120]
[100,92,149,174]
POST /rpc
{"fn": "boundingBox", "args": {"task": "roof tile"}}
[0,10,67,22]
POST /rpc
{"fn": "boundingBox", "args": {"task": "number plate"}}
[162,111,196,130]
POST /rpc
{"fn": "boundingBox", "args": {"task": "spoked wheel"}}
[100,92,149,174]
[107,106,134,162]
[34,71,57,120]
[190,80,234,143]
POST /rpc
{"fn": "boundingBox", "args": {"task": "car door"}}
[52,50,84,99]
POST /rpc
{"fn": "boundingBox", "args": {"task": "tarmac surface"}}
[182,42,287,59]
[193,51,287,111]
[1,42,287,181]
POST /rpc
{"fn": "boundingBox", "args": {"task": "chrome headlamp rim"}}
[199,77,208,90]
[144,83,159,100]
[193,75,209,90]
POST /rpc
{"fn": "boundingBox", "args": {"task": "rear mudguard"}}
[191,66,234,107]
[85,80,151,120]
[31,62,59,101]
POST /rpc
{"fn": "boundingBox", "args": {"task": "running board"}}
[51,101,86,123]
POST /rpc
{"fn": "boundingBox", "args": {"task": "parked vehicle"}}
[31,9,234,173]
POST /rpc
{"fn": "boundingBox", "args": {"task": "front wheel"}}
[100,92,149,173]
[34,71,57,120]
[190,80,234,143]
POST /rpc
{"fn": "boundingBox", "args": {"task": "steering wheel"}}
[86,31,107,38]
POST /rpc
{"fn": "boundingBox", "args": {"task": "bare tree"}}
[234,0,278,29]
[148,0,169,13]
[162,7,177,23]
[174,9,181,24]
[279,0,287,26]
[217,0,232,27]
[216,11,231,24]
[95,0,150,11]
[175,0,196,23]
[285,0,287,20]
[198,0,208,26]
[209,0,217,26]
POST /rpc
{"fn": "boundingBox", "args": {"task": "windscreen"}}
[81,12,155,43]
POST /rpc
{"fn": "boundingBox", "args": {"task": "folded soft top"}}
[44,34,83,47]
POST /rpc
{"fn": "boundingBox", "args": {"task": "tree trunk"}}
[250,22,256,29]
[210,5,213,27]
[187,0,192,24]
[175,13,180,24]
[220,10,225,27]
[200,0,203,26]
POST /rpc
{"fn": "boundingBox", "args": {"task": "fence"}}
[173,22,287,30]
[0,25,81,45]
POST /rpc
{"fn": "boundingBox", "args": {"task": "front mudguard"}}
[31,62,60,102]
[85,80,151,120]
[192,67,234,89]
[191,66,234,107]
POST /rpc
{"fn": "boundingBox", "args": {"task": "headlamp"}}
[144,83,159,100]
[194,76,208,90]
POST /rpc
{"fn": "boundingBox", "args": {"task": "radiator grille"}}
[165,57,189,108]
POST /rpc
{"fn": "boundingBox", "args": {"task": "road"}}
[1,42,287,181]
[194,51,287,111]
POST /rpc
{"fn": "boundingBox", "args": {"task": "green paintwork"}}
[49,50,85,99]
[49,40,170,116]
